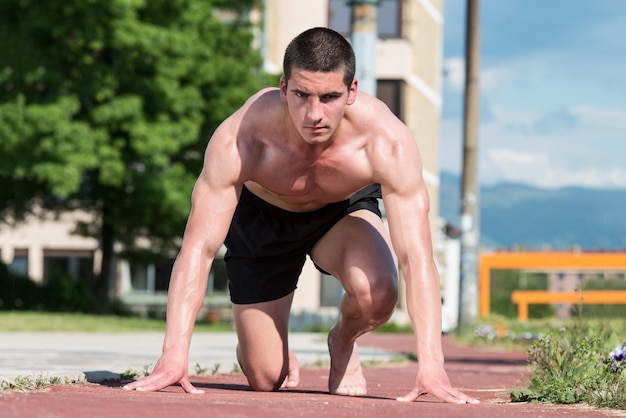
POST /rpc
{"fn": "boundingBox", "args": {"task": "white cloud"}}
[441,102,626,189]
[475,105,626,188]
[488,149,548,167]
[443,57,465,92]
[582,15,626,54]
[485,159,626,189]
[444,58,515,99]
[482,148,550,186]
[439,118,463,174]
[441,48,626,189]
[480,65,515,98]
[571,106,626,131]
[563,168,626,189]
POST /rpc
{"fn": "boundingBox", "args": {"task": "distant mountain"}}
[439,171,626,250]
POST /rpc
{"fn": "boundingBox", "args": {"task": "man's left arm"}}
[378,128,479,405]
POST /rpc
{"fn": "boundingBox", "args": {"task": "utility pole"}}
[348,0,379,95]
[458,0,481,329]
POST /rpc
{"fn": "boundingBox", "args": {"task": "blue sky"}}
[439,0,626,189]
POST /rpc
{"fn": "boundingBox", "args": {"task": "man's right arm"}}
[123,112,247,393]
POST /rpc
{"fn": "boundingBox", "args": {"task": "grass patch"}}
[510,323,626,409]
[0,311,234,333]
[374,322,413,334]
[0,374,85,393]
[458,315,626,409]
[458,315,626,350]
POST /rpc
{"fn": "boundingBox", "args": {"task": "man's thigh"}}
[233,292,294,386]
[310,210,397,294]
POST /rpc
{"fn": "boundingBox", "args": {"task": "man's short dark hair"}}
[283,27,356,89]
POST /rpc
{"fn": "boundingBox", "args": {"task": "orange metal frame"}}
[479,252,626,317]
[511,290,626,321]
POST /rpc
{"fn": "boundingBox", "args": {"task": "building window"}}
[208,258,229,294]
[129,257,228,294]
[328,0,402,39]
[43,249,94,282]
[129,258,175,293]
[130,262,151,292]
[9,249,29,277]
[378,0,402,38]
[377,79,404,119]
[320,273,343,307]
[154,258,175,292]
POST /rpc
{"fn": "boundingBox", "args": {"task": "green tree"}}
[491,269,553,319]
[0,0,266,313]
[573,276,626,318]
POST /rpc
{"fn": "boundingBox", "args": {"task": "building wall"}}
[262,0,330,74]
[0,210,100,282]
[402,0,443,230]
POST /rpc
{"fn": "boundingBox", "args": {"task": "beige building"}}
[1,0,449,326]
[0,209,99,284]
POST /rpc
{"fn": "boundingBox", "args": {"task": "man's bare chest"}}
[247,147,373,209]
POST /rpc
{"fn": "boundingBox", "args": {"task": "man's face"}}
[280,67,357,145]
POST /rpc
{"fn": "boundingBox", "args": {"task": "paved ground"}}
[0,332,398,382]
[1,332,624,417]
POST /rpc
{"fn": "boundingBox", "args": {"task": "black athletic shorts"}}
[224,184,382,304]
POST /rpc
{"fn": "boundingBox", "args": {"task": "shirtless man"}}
[123,27,478,404]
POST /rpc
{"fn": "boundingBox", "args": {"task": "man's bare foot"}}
[281,350,300,388]
[327,326,367,396]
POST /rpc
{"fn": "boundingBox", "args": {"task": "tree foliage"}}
[574,277,626,318]
[490,269,554,319]
[0,0,266,312]
[0,262,93,312]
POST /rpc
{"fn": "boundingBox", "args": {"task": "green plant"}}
[40,271,93,313]
[211,363,221,375]
[120,369,141,381]
[142,364,152,377]
[194,363,208,375]
[511,324,626,409]
[0,374,85,392]
[109,298,134,317]
[588,367,626,409]
[0,375,47,392]
[0,263,42,311]
[375,322,412,333]
[511,328,603,404]
[0,262,94,313]
[120,364,152,381]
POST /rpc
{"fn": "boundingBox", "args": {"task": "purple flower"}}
[610,344,624,361]
[608,343,626,371]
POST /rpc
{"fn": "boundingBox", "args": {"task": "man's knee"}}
[352,271,398,323]
[244,364,288,392]
[237,345,288,392]
[371,274,398,320]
